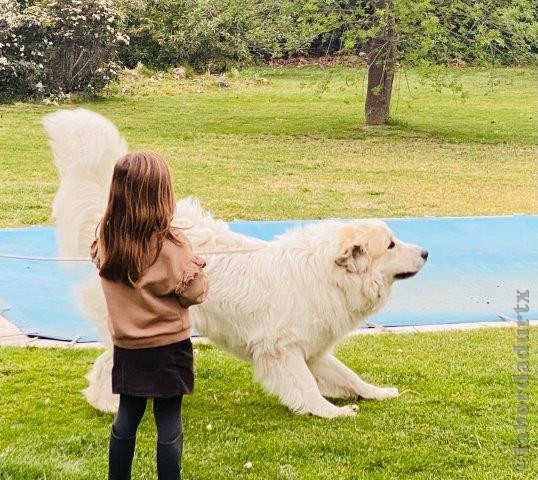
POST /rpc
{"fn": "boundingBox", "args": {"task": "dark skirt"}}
[112,338,194,398]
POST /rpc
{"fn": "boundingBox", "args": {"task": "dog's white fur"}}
[45,109,427,418]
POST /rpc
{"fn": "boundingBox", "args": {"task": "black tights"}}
[109,395,183,480]
[113,394,183,443]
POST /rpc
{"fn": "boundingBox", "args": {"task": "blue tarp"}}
[1,215,537,342]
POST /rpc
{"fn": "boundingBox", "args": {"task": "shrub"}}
[0,0,45,99]
[0,0,129,101]
[123,0,251,72]
[117,0,309,72]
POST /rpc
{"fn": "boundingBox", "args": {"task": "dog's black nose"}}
[421,250,429,260]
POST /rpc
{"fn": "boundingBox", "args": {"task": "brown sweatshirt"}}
[90,227,209,349]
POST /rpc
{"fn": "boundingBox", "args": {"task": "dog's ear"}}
[335,241,370,273]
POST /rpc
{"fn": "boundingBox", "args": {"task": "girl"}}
[90,151,209,480]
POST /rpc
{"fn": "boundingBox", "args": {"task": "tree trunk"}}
[365,0,396,126]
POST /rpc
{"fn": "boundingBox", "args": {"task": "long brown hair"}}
[97,151,177,284]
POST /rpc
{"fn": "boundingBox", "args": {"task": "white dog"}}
[44,109,428,418]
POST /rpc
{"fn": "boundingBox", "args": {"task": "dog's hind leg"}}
[83,349,119,413]
[252,348,358,418]
[309,354,399,400]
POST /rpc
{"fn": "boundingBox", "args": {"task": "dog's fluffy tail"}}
[45,109,124,412]
[44,108,127,258]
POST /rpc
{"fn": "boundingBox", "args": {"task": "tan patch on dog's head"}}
[334,220,428,285]
[335,221,391,273]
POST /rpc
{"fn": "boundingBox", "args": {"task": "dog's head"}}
[334,220,428,283]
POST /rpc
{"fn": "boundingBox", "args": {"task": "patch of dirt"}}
[269,54,367,69]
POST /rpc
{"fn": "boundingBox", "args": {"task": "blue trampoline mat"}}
[1,215,537,342]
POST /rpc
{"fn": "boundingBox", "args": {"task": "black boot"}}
[157,433,183,480]
[108,427,136,480]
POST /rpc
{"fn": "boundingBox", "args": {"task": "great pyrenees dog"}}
[45,109,428,418]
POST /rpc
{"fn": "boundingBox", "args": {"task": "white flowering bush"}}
[0,0,45,99]
[0,0,129,101]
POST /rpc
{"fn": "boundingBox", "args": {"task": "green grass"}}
[1,64,537,477]
[0,66,537,227]
[1,67,536,479]
[0,328,536,479]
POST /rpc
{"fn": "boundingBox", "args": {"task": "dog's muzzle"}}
[394,250,428,280]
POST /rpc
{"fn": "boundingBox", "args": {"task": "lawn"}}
[0,66,537,227]
[0,66,537,479]
[0,328,536,479]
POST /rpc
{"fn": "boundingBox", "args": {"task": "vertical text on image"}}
[512,289,530,473]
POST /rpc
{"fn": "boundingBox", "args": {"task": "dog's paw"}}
[311,403,358,418]
[361,386,399,401]
[338,404,359,417]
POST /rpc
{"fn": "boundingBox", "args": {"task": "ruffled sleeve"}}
[174,255,209,308]
[168,228,209,308]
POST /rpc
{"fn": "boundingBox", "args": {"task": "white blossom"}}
[2,0,125,100]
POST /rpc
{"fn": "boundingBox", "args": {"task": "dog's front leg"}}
[309,354,399,400]
[253,348,358,418]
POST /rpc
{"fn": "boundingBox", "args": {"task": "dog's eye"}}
[388,241,395,249]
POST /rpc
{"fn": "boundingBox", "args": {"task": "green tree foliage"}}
[117,0,308,72]
[324,0,538,65]
[117,0,537,72]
